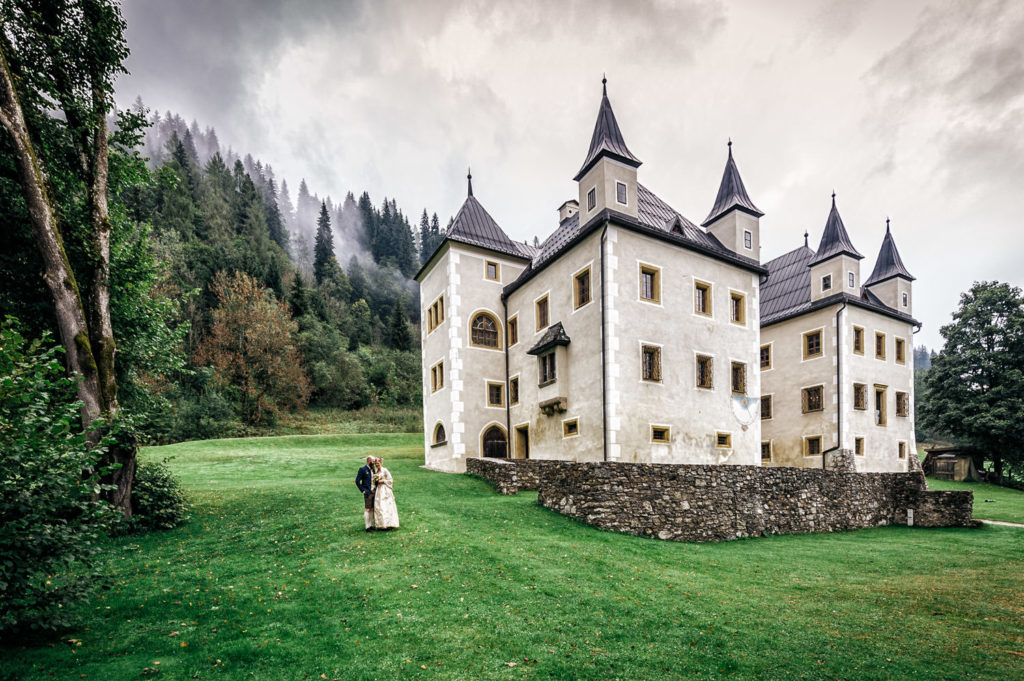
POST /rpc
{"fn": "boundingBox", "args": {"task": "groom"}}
[355,456,376,532]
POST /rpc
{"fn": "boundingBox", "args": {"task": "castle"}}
[415,80,917,474]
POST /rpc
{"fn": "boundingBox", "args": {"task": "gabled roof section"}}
[864,221,915,286]
[444,171,533,260]
[701,141,763,226]
[573,78,641,181]
[810,194,863,266]
[527,322,571,355]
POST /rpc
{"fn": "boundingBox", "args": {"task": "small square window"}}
[508,317,519,346]
[803,330,823,359]
[539,352,556,385]
[487,382,504,407]
[730,292,746,325]
[822,274,832,291]
[761,395,773,420]
[853,326,864,354]
[563,418,579,438]
[716,432,732,448]
[640,265,660,303]
[694,281,712,316]
[855,437,864,456]
[854,383,867,410]
[696,354,714,389]
[895,338,906,364]
[802,385,824,413]
[848,272,855,288]
[651,425,670,443]
[641,345,662,382]
[616,181,627,205]
[744,230,753,250]
[731,362,747,396]
[761,441,772,462]
[574,267,591,309]
[536,295,549,331]
[485,261,499,281]
[587,187,596,211]
[510,377,519,405]
[760,344,772,370]
[875,332,886,360]
[805,436,822,457]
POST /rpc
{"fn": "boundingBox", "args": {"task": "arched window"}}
[471,313,500,348]
[433,423,446,445]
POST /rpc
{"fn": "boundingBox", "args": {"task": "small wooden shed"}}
[922,445,985,482]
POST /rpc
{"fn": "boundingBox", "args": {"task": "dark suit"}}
[356,464,375,502]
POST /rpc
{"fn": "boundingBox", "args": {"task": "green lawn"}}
[3,434,1023,681]
[926,478,1024,524]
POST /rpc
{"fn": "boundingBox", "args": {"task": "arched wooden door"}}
[482,426,508,458]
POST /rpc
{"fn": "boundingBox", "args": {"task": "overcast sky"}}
[116,0,1024,349]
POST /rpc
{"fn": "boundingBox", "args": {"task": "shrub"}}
[127,458,190,531]
[0,320,116,634]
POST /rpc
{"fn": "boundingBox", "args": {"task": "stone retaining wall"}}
[465,458,975,542]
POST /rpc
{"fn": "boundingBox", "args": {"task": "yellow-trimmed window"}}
[651,425,671,443]
[574,267,592,309]
[803,329,823,359]
[639,265,660,303]
[563,418,579,438]
[730,291,746,325]
[694,280,712,316]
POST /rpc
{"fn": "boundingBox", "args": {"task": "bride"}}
[372,458,399,530]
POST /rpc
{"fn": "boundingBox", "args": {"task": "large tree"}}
[920,281,1024,481]
[313,200,334,285]
[0,0,137,512]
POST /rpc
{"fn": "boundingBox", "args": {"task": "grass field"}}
[3,434,1023,681]
[925,478,1024,525]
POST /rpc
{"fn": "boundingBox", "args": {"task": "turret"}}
[864,219,915,314]
[809,193,863,301]
[574,77,641,223]
[702,140,763,258]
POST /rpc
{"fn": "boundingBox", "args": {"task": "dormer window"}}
[587,187,596,212]
[743,230,753,250]
[616,181,627,205]
[822,274,832,292]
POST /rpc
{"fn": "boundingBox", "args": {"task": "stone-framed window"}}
[731,362,747,396]
[802,385,824,413]
[855,437,864,456]
[563,418,579,438]
[574,266,592,309]
[895,337,906,364]
[641,344,662,382]
[804,435,823,457]
[853,326,865,354]
[761,395,773,420]
[729,291,746,325]
[486,381,504,408]
[716,432,732,448]
[803,329,823,359]
[507,316,519,346]
[761,441,772,463]
[430,361,444,392]
[760,344,772,370]
[651,425,670,443]
[898,441,907,459]
[427,295,445,333]
[539,352,556,386]
[875,385,887,425]
[470,312,501,349]
[853,383,867,410]
[509,377,520,406]
[896,391,909,417]
[639,264,661,303]
[616,181,628,205]
[694,280,712,316]
[433,423,446,445]
[485,260,500,281]
[696,354,714,390]
[535,295,549,331]
[875,332,886,360]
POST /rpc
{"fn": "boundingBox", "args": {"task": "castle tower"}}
[702,141,763,259]
[574,77,641,224]
[809,194,863,301]
[864,220,915,314]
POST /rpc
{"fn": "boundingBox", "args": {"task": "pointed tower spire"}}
[467,167,473,197]
[702,139,763,226]
[573,77,641,181]
[809,192,863,266]
[865,219,915,285]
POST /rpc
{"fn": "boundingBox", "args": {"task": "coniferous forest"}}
[1,99,447,444]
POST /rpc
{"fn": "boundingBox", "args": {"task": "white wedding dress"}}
[373,468,400,529]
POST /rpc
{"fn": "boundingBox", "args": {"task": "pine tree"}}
[264,177,289,252]
[347,256,367,303]
[387,300,414,351]
[278,179,296,232]
[313,201,335,285]
[290,271,309,318]
[419,209,431,265]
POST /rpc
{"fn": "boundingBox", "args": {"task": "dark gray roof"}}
[761,245,816,325]
[810,196,863,265]
[527,321,571,355]
[702,143,763,226]
[573,80,641,181]
[445,194,533,260]
[761,242,918,327]
[864,223,915,285]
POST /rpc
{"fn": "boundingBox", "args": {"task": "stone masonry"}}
[465,458,975,542]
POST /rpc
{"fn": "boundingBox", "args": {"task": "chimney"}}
[558,199,579,224]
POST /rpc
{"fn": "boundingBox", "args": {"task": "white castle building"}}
[415,80,917,474]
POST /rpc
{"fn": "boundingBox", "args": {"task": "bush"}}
[0,320,117,634]
[127,458,190,531]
